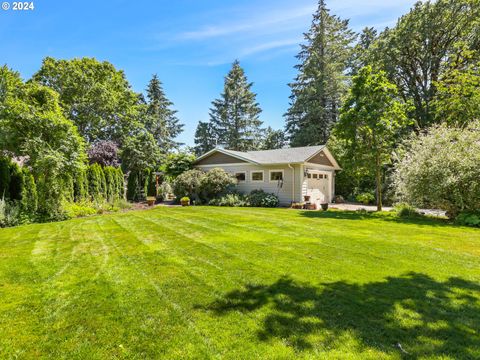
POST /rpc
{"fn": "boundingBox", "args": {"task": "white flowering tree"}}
[393,121,480,217]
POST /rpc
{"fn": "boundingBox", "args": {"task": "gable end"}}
[307,150,334,167]
[196,151,249,165]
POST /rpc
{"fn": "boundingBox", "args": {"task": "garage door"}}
[306,173,330,204]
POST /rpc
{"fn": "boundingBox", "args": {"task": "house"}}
[194,145,341,207]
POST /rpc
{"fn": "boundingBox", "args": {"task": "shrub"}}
[356,192,375,205]
[104,166,116,202]
[146,169,157,197]
[455,212,480,227]
[209,193,250,207]
[62,175,75,203]
[115,167,124,199]
[200,168,236,201]
[87,163,103,201]
[0,198,21,227]
[248,190,279,208]
[180,196,190,203]
[8,162,23,201]
[74,167,89,202]
[63,201,97,219]
[393,121,480,218]
[158,182,172,200]
[126,171,138,201]
[172,169,204,202]
[21,168,38,216]
[394,203,419,218]
[0,157,11,199]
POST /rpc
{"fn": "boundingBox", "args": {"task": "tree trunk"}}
[375,152,382,211]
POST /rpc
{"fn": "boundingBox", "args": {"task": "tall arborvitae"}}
[194,121,216,156]
[145,74,184,152]
[285,0,355,146]
[210,60,263,151]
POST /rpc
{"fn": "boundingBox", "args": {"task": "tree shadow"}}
[201,273,480,358]
[299,210,450,227]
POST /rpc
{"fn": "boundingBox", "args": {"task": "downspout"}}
[288,164,295,204]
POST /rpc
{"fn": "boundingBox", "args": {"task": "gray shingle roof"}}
[221,145,326,164]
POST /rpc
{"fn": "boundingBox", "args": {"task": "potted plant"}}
[180,196,190,206]
[146,196,156,207]
[321,203,329,211]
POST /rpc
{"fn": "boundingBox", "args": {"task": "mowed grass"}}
[0,207,479,359]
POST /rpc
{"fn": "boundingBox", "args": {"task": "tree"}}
[144,74,183,152]
[433,50,480,126]
[372,0,480,128]
[194,121,216,156]
[393,121,480,218]
[162,152,196,180]
[120,131,161,173]
[88,140,120,167]
[335,66,410,211]
[210,60,263,151]
[285,0,356,146]
[32,57,142,143]
[349,27,378,75]
[261,127,287,150]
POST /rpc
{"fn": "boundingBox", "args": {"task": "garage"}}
[305,170,331,205]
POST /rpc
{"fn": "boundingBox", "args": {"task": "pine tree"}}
[210,60,263,151]
[194,121,216,156]
[145,74,184,152]
[285,0,355,146]
[261,127,287,150]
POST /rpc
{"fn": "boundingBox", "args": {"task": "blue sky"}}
[0,0,417,146]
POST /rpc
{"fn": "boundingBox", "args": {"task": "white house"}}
[194,145,341,207]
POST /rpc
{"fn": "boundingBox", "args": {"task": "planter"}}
[180,200,190,207]
[146,196,156,207]
[321,203,329,211]
[305,203,317,210]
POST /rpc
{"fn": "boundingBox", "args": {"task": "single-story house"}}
[194,145,341,206]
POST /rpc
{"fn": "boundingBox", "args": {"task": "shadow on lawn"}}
[299,210,450,227]
[202,273,480,358]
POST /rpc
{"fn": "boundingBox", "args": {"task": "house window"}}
[270,170,284,182]
[319,174,324,179]
[312,173,318,179]
[307,173,312,179]
[324,174,328,179]
[235,172,246,183]
[251,171,264,182]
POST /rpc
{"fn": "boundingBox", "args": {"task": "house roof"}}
[195,145,341,169]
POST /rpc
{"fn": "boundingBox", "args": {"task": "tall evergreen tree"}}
[261,127,287,150]
[210,60,263,151]
[194,121,216,156]
[285,0,355,146]
[144,74,184,152]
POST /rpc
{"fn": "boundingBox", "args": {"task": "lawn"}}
[0,207,479,359]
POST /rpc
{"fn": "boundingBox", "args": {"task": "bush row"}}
[209,190,279,208]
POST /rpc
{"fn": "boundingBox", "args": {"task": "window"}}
[319,174,324,179]
[270,170,284,182]
[324,174,328,179]
[251,171,264,182]
[312,173,318,179]
[307,173,312,179]
[235,172,246,183]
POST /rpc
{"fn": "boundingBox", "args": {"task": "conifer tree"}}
[144,74,184,152]
[285,0,355,146]
[209,60,263,151]
[193,121,216,156]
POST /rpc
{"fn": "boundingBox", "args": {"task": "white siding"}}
[196,164,302,206]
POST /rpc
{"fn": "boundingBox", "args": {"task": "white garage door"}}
[306,172,330,204]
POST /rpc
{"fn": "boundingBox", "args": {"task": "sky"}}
[0,0,418,146]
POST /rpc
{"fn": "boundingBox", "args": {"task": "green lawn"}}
[0,207,479,359]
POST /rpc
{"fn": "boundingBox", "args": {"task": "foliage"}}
[285,0,356,146]
[104,166,116,202]
[455,212,480,227]
[157,181,172,200]
[394,203,419,218]
[209,193,250,207]
[115,167,125,199]
[433,50,480,127]
[74,167,89,202]
[355,192,375,205]
[209,60,263,151]
[21,168,38,217]
[0,197,21,227]
[194,121,216,156]
[335,66,410,210]
[393,121,480,218]
[0,157,11,199]
[261,127,287,150]
[172,169,205,202]
[145,169,157,197]
[63,201,97,219]
[87,164,104,201]
[248,189,279,208]
[162,152,196,180]
[126,171,139,202]
[180,196,190,203]
[199,168,236,202]
[372,0,480,128]
[143,74,183,152]
[8,162,23,201]
[121,131,161,173]
[32,57,142,143]
[88,140,120,167]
